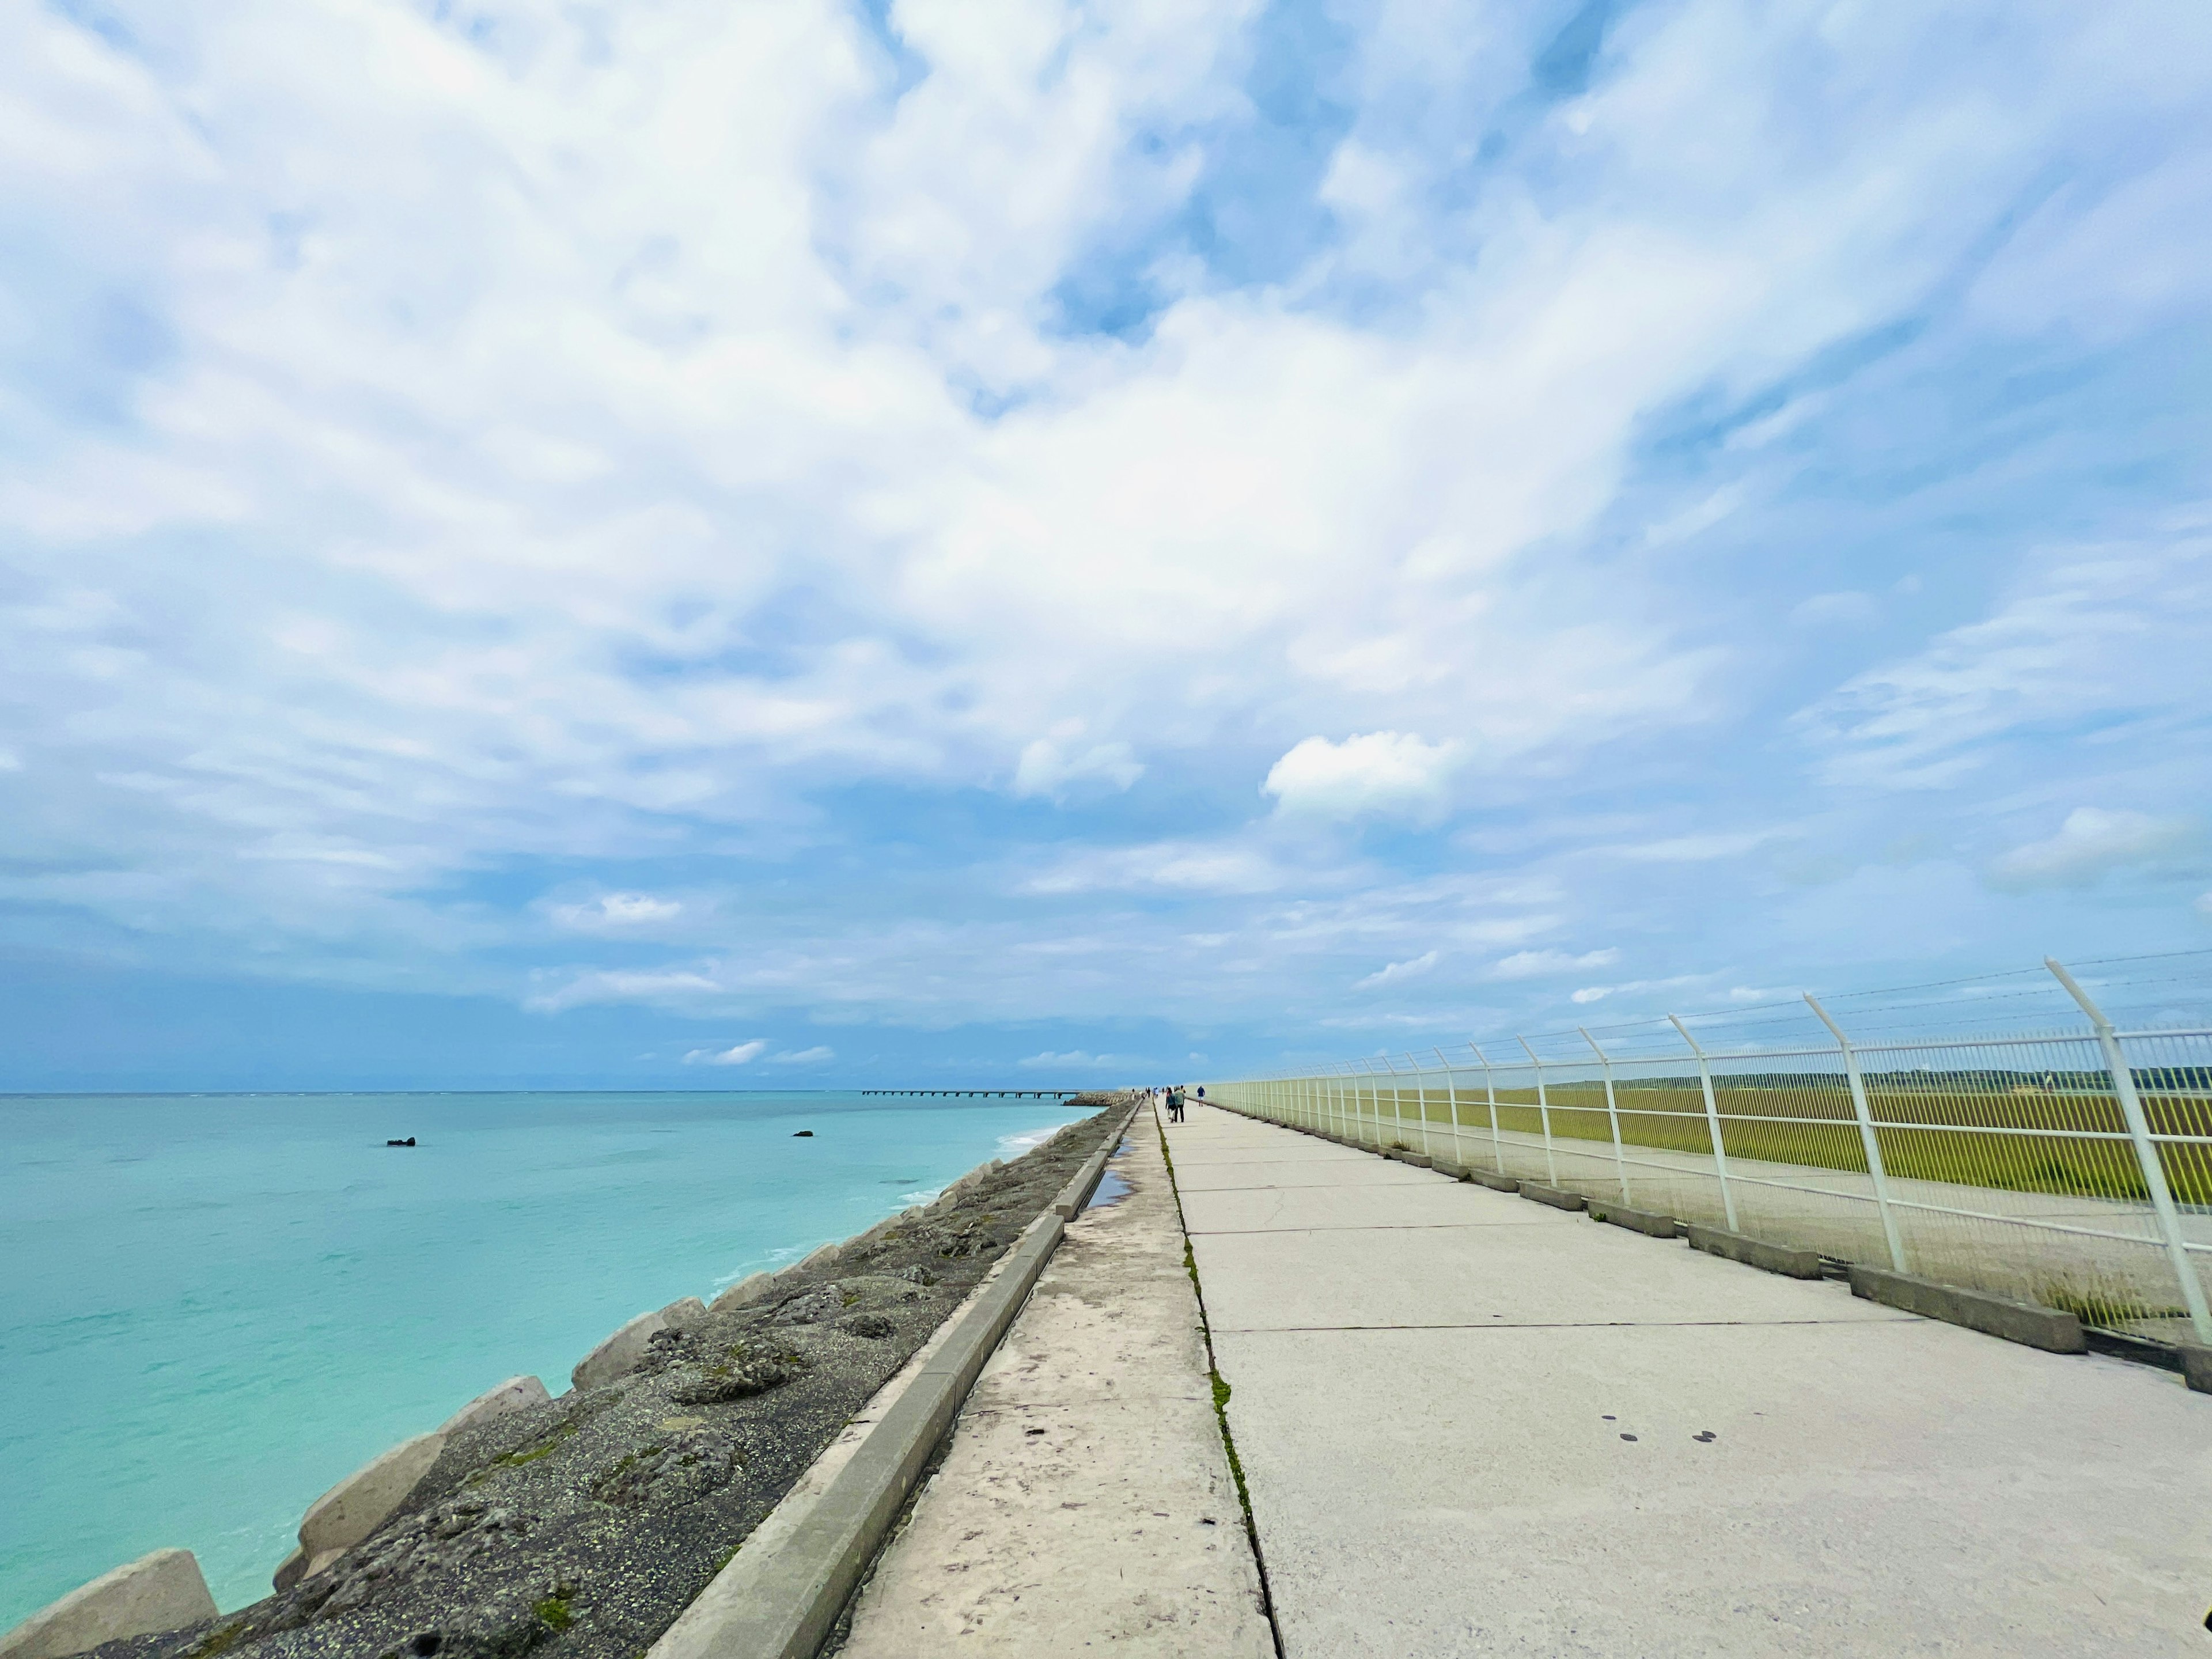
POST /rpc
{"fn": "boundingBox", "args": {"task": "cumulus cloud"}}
[1988,809,2197,891]
[683,1040,768,1066]
[1264,733,1460,822]
[1,0,2207,1078]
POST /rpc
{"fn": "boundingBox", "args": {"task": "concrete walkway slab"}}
[1169,1158,1434,1192]
[1180,1181,1562,1234]
[1195,1221,1914,1332]
[1168,1104,2212,1657]
[836,1111,1271,1657]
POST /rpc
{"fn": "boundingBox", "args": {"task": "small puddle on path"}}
[1086,1170,1132,1209]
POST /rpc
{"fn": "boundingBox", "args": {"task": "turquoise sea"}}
[0,1090,1083,1628]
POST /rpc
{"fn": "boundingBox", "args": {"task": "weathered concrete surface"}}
[570,1309,669,1391]
[1687,1224,1823,1279]
[1172,1103,2212,1658]
[296,1432,446,1556]
[437,1373,552,1435]
[1587,1199,1679,1239]
[838,1109,1271,1657]
[1849,1265,2087,1354]
[1516,1180,1586,1211]
[0,1551,216,1659]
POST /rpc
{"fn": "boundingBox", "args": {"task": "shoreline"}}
[3,1095,1134,1659]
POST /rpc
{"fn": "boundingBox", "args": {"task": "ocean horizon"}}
[0,1088,1090,1627]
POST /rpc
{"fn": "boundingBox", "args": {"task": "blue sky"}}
[2,0,2209,1089]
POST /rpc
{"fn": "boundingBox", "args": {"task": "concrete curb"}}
[1848,1266,2086,1354]
[2180,1345,2212,1395]
[1468,1169,1520,1192]
[1517,1180,1585,1211]
[1586,1200,1678,1238]
[1685,1224,1823,1279]
[1052,1106,1138,1219]
[649,1111,1131,1659]
[1384,1150,1432,1169]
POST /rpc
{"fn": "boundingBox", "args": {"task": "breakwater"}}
[0,1092,1100,1631]
[1,1098,1133,1659]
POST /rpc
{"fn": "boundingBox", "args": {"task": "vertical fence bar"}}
[1804,994,1908,1272]
[1580,1027,1631,1202]
[1517,1036,1558,1186]
[1411,1054,1433,1157]
[1668,1015,1738,1232]
[1434,1048,1460,1166]
[2047,958,2212,1343]
[1472,1043,1503,1173]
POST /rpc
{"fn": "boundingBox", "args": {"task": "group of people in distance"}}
[1152,1083,1199,1122]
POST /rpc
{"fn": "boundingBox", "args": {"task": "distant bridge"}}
[861,1089,1086,1099]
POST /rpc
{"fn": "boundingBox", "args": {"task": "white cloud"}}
[1022,841,1283,895]
[1491,948,1620,980]
[1263,733,1460,822]
[1011,733,1143,800]
[684,1039,768,1066]
[552,892,684,930]
[1802,527,2212,789]
[1354,950,1438,990]
[770,1045,835,1065]
[1988,809,2196,891]
[1018,1050,1124,1069]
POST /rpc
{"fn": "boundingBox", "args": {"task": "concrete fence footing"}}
[1685,1225,1823,1280]
[1587,1200,1679,1238]
[1468,1170,1521,1192]
[1517,1181,1585,1211]
[2180,1345,2212,1395]
[1848,1266,2086,1354]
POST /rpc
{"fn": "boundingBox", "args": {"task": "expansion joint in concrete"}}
[1154,1108,1287,1659]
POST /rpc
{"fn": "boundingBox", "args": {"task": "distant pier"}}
[860,1089,1081,1098]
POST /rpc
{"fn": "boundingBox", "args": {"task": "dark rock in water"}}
[387,1138,416,1147]
[791,1130,813,1138]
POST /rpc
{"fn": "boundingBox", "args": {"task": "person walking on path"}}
[1166,1086,1185,1123]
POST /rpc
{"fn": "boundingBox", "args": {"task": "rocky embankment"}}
[26,1101,1128,1659]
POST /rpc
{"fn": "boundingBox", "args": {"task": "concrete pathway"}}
[1171,1103,2212,1658]
[837,1108,1271,1656]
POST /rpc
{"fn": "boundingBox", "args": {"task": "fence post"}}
[1516,1036,1559,1187]
[1668,1015,1739,1232]
[2047,957,2212,1344]
[1804,994,1907,1272]
[1472,1043,1504,1173]
[1410,1054,1433,1157]
[1580,1027,1631,1203]
[1433,1047,1460,1165]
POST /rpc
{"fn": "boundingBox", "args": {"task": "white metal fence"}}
[1204,955,2212,1347]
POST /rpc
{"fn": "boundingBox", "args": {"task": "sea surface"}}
[0,1090,1085,1628]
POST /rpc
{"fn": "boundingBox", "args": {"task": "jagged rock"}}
[587,1430,737,1508]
